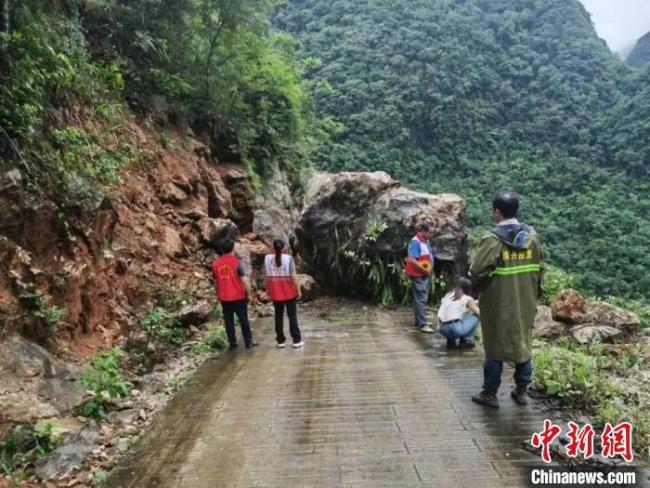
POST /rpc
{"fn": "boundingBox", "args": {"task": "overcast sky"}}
[579,0,650,56]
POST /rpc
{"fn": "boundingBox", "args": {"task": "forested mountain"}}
[627,32,650,68]
[274,0,650,299]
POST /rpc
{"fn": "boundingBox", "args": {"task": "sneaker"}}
[419,325,435,333]
[472,390,499,408]
[446,338,458,349]
[292,341,305,349]
[245,342,259,349]
[511,386,530,405]
[228,344,238,351]
[277,342,286,348]
[459,340,476,350]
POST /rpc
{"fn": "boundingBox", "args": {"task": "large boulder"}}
[196,218,238,249]
[571,325,623,345]
[253,171,299,246]
[296,274,317,302]
[582,301,641,332]
[551,289,587,324]
[0,335,85,423]
[218,166,255,231]
[533,305,567,340]
[175,301,212,327]
[159,226,184,258]
[34,427,101,481]
[297,172,468,298]
[550,289,641,344]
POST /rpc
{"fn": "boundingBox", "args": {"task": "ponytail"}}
[273,238,285,267]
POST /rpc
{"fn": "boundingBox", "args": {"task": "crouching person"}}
[437,278,480,349]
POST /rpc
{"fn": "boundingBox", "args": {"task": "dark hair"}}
[457,277,473,295]
[220,238,235,254]
[417,222,431,233]
[273,238,285,267]
[492,191,519,219]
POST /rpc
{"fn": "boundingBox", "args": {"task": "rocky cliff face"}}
[297,171,468,302]
[0,122,268,358]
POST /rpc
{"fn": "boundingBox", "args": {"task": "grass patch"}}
[0,423,60,481]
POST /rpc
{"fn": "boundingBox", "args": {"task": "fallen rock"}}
[117,438,130,453]
[159,182,189,204]
[175,301,212,327]
[107,408,140,426]
[552,290,640,335]
[221,167,255,231]
[582,301,641,331]
[571,325,623,344]
[202,169,233,219]
[297,171,467,295]
[257,305,274,318]
[296,274,317,302]
[159,226,184,258]
[256,290,271,304]
[0,335,85,422]
[253,171,299,245]
[533,306,567,340]
[34,428,100,481]
[196,218,238,249]
[551,289,587,324]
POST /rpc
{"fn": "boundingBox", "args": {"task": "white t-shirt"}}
[437,292,473,323]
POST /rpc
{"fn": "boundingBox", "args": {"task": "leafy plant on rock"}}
[78,348,132,419]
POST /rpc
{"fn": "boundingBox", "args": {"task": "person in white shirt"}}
[437,278,480,349]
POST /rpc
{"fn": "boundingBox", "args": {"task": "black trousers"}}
[274,299,301,344]
[221,299,253,347]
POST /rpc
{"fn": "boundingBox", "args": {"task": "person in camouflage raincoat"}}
[469,192,544,408]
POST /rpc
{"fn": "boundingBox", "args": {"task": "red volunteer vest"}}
[212,254,246,302]
[265,254,298,302]
[405,234,433,278]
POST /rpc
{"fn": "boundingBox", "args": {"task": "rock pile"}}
[534,289,641,344]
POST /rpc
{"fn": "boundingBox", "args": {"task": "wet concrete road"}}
[107,300,550,487]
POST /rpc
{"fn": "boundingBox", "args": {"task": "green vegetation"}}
[1,0,324,212]
[138,307,186,347]
[0,1,134,207]
[19,289,68,333]
[274,0,650,303]
[627,32,650,68]
[533,341,649,457]
[0,423,60,480]
[541,265,574,305]
[78,347,133,418]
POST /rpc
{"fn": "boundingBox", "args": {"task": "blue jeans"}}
[439,314,480,342]
[483,358,533,394]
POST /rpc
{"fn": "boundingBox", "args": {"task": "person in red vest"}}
[404,222,435,333]
[212,238,257,350]
[265,238,304,348]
